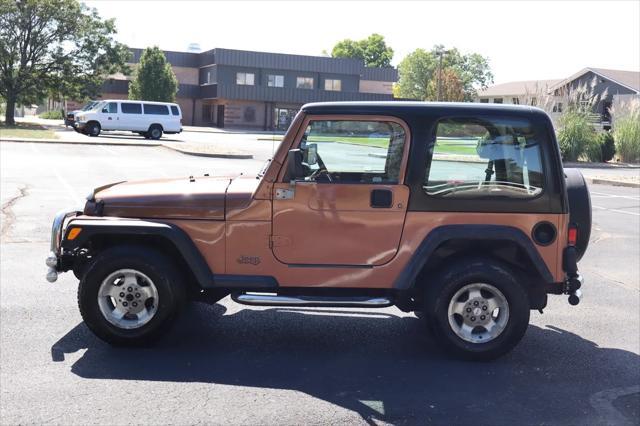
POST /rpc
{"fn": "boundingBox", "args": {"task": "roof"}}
[549,67,640,93]
[477,79,562,97]
[301,101,545,117]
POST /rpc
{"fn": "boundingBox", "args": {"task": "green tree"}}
[393,49,436,100]
[128,47,178,102]
[0,0,130,125]
[394,45,493,101]
[331,33,394,68]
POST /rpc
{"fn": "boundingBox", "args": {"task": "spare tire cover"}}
[565,169,592,261]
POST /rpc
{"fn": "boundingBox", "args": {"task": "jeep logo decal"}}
[237,255,261,266]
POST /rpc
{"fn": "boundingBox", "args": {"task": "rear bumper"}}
[542,246,583,305]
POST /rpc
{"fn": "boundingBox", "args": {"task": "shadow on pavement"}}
[51,303,640,425]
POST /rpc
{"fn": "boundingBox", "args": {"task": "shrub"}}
[613,108,640,163]
[557,110,598,161]
[599,131,616,162]
[39,110,63,119]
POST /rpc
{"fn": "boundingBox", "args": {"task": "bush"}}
[613,109,640,163]
[557,110,598,161]
[599,131,616,162]
[39,110,63,119]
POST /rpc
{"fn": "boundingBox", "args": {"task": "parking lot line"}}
[28,143,82,204]
[590,191,640,201]
[592,205,640,216]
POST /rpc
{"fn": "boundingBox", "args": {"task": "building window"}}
[553,103,563,113]
[296,77,314,89]
[236,72,255,86]
[512,98,520,105]
[493,98,503,104]
[324,79,342,91]
[206,71,212,84]
[479,98,489,103]
[268,74,284,87]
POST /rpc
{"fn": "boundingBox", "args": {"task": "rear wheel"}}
[148,124,163,140]
[425,258,530,360]
[78,245,186,346]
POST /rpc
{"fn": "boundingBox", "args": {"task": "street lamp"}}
[435,47,450,102]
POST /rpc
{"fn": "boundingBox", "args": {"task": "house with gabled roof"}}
[476,67,639,129]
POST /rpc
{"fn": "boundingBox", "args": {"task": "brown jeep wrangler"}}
[46,102,591,360]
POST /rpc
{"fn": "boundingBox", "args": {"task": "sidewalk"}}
[0,136,253,159]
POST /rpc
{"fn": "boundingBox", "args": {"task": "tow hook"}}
[565,274,583,306]
[45,252,58,283]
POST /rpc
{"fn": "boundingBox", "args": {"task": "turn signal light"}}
[67,227,82,240]
[568,226,578,246]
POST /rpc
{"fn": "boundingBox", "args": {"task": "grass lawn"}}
[434,138,478,156]
[0,122,57,139]
[308,135,390,149]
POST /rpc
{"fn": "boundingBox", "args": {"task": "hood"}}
[88,175,234,220]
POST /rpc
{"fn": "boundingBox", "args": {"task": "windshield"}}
[82,101,98,111]
[90,101,106,112]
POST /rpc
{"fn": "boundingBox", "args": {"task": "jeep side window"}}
[424,117,544,198]
[298,120,406,184]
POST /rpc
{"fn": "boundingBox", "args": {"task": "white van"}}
[74,100,182,139]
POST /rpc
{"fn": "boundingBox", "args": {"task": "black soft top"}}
[301,101,548,119]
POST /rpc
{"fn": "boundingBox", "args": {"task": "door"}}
[271,116,410,266]
[217,105,225,128]
[98,101,119,130]
[119,102,144,131]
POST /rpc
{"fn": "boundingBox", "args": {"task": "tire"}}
[86,122,100,137]
[565,169,592,261]
[78,245,186,346]
[424,257,530,361]
[148,124,163,140]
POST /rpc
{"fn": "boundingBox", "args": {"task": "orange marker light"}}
[67,228,82,240]
[568,227,578,246]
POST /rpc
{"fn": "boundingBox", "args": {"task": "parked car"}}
[73,100,182,139]
[65,100,98,127]
[46,102,591,360]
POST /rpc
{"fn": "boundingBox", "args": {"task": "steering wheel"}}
[308,152,332,182]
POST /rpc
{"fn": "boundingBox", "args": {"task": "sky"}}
[85,0,640,84]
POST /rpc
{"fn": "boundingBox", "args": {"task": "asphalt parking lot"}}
[1,141,639,425]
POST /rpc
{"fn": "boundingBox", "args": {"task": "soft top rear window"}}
[424,117,545,199]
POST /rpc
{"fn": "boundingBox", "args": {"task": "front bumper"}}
[45,209,82,282]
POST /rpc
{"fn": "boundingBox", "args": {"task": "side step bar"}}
[232,292,393,308]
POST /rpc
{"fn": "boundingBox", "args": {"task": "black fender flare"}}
[393,224,554,289]
[61,219,213,288]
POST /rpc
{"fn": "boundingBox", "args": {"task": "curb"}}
[0,137,160,147]
[1,137,254,159]
[587,177,640,189]
[161,144,253,159]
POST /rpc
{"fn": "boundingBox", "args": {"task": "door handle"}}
[108,117,112,120]
[370,189,393,208]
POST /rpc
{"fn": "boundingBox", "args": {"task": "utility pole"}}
[436,47,448,102]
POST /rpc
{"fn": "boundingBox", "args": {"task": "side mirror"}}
[287,149,304,181]
[101,108,108,113]
[306,143,318,166]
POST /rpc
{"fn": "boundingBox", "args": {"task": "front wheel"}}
[425,258,530,361]
[86,122,100,137]
[78,245,186,346]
